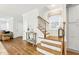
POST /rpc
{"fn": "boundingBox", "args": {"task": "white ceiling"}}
[0,4,49,18]
[66,4,79,8]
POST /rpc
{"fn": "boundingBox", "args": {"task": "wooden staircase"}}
[37,37,63,55]
[37,16,66,55]
[38,16,49,38]
[38,26,50,37]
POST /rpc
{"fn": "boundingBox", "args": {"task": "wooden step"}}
[37,44,62,55]
[41,41,62,48]
[41,43,61,51]
[42,39,62,45]
[37,47,54,55]
[46,36,63,42]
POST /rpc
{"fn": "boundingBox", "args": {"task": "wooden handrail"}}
[62,22,66,55]
[38,16,49,24]
[38,16,49,39]
[58,22,66,55]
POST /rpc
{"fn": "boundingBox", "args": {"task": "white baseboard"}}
[41,43,61,51]
[14,36,22,39]
[67,48,79,53]
[37,48,54,55]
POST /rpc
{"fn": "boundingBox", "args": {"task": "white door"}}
[68,5,79,51]
[68,22,79,51]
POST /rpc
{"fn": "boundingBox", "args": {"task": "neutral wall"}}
[67,5,79,51]
[7,17,13,32]
[0,17,13,32]
[23,8,45,44]
[13,15,23,38]
[0,21,7,31]
[23,9,38,40]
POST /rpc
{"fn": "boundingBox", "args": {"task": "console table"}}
[26,32,37,46]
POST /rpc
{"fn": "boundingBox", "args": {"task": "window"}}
[49,15,61,29]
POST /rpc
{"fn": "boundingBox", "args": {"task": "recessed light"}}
[51,4,56,7]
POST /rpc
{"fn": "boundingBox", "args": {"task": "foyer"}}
[0,4,79,55]
[1,37,79,55]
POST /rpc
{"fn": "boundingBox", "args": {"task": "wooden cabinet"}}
[2,34,10,41]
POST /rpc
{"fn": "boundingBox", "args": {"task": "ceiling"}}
[66,4,79,8]
[0,4,49,18]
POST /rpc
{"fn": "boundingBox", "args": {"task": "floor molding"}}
[14,36,22,39]
[67,48,79,54]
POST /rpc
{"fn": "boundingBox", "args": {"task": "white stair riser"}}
[37,48,54,55]
[41,43,61,51]
[42,39,62,45]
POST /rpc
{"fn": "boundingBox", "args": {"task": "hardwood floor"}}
[1,37,79,55]
[67,50,79,55]
[1,37,42,55]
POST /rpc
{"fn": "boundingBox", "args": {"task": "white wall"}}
[23,8,44,44]
[13,15,23,38]
[0,17,13,32]
[23,9,38,40]
[67,5,79,51]
[0,22,7,31]
[39,7,49,22]
[7,17,13,32]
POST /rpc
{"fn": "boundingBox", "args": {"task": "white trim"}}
[37,48,54,55]
[42,39,62,45]
[41,43,61,51]
[67,48,79,53]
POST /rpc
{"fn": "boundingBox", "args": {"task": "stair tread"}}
[46,36,63,42]
[41,41,62,48]
[37,48,54,55]
[43,39,62,44]
[37,44,62,55]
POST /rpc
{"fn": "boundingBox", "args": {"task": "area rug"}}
[0,42,8,55]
